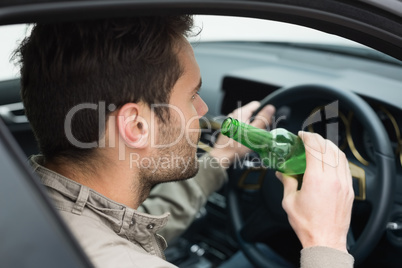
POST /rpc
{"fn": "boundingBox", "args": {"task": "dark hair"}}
[14,15,194,162]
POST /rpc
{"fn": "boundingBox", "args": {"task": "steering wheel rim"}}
[227,84,396,267]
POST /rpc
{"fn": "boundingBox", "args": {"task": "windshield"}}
[0,15,400,81]
[190,15,365,47]
[189,15,402,66]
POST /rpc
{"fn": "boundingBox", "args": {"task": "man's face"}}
[140,37,208,185]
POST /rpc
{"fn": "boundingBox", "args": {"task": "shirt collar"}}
[28,155,170,243]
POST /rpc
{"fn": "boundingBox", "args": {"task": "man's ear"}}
[117,103,149,149]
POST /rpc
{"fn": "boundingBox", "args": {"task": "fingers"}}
[243,100,261,111]
[339,156,354,204]
[336,150,349,190]
[228,101,260,122]
[251,104,275,129]
[228,101,275,130]
[300,131,353,198]
[299,131,342,171]
[276,171,298,199]
[299,131,325,173]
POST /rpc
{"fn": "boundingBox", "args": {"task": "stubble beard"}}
[139,117,200,188]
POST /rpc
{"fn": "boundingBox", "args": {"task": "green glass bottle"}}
[221,117,306,175]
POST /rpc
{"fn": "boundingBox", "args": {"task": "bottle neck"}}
[221,117,240,137]
[221,117,273,153]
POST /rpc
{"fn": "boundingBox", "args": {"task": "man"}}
[15,15,354,267]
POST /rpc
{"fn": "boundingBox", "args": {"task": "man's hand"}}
[276,131,354,253]
[209,101,275,169]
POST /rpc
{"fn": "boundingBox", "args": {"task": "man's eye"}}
[192,92,200,100]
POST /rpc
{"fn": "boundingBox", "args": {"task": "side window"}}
[0,24,31,81]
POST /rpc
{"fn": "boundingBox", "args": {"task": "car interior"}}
[0,1,402,267]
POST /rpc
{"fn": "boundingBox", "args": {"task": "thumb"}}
[250,104,275,129]
[276,171,298,198]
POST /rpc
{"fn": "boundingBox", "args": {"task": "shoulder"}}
[59,210,176,268]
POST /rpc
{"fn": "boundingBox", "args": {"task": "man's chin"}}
[180,159,199,180]
[157,165,199,185]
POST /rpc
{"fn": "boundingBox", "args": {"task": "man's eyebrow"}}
[194,78,202,92]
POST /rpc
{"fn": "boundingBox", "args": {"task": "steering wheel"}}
[226,84,396,267]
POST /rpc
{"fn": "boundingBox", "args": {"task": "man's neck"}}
[43,156,148,209]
